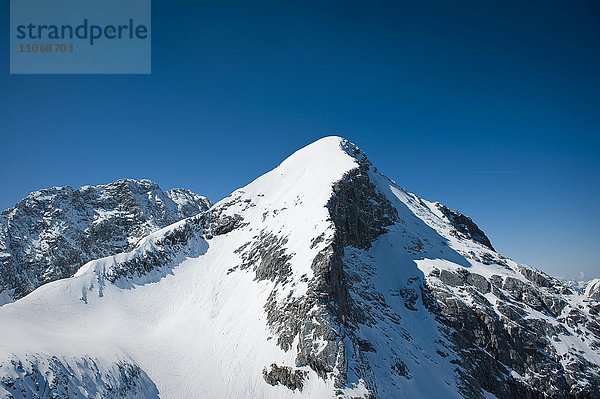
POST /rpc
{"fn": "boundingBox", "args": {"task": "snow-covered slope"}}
[0,137,598,399]
[0,179,210,304]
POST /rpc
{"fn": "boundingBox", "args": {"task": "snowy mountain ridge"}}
[585,279,600,301]
[0,137,598,399]
[0,179,210,304]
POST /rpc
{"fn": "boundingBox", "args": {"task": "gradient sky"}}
[1,1,599,280]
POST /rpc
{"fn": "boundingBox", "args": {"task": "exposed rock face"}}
[436,204,495,251]
[0,179,209,302]
[328,164,398,251]
[425,265,600,399]
[263,364,308,391]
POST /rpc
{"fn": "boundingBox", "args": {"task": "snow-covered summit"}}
[0,137,598,399]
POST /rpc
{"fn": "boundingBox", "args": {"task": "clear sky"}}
[1,1,599,280]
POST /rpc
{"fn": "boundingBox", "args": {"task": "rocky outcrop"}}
[262,364,308,391]
[237,231,293,284]
[436,204,495,251]
[328,166,398,250]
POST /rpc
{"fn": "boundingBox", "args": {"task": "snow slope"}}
[0,137,598,399]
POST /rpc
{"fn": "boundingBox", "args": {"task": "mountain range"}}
[0,137,598,399]
[0,179,210,304]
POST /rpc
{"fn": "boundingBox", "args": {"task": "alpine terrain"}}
[0,179,210,305]
[0,137,598,399]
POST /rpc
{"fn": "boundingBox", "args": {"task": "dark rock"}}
[327,162,397,250]
[238,231,293,284]
[517,265,553,288]
[436,204,495,251]
[466,273,491,294]
[262,364,308,392]
[357,339,376,353]
[399,287,419,311]
[391,361,411,379]
[439,269,466,287]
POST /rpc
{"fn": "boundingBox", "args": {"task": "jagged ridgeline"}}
[0,137,598,399]
[0,179,210,303]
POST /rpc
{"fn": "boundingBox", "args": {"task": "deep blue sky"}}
[1,1,599,280]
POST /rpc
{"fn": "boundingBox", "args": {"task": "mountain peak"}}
[285,136,366,162]
[277,136,356,170]
[1,140,598,399]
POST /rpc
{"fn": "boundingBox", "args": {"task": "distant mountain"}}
[0,138,598,398]
[0,179,210,304]
[585,279,600,301]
